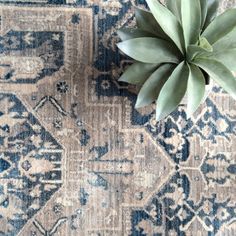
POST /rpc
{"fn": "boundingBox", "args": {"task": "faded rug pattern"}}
[0,0,236,235]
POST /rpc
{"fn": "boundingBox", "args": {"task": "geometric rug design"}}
[1,1,236,235]
[0,93,63,235]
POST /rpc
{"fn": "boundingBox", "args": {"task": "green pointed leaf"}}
[187,45,211,61]
[156,62,189,121]
[193,58,236,99]
[198,36,213,51]
[117,28,155,41]
[166,0,182,22]
[202,8,236,44]
[204,49,236,71]
[212,27,236,50]
[203,0,219,30]
[205,28,236,70]
[119,62,159,85]
[135,64,175,108]
[146,0,185,53]
[200,0,208,28]
[117,37,181,64]
[181,0,201,46]
[186,64,205,117]
[135,7,169,40]
[187,37,212,61]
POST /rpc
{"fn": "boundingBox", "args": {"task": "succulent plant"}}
[117,0,236,121]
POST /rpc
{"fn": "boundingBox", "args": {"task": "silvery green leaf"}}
[181,0,201,46]
[187,37,212,61]
[203,0,219,30]
[156,61,189,121]
[135,7,169,40]
[146,0,185,53]
[187,45,209,61]
[186,64,205,117]
[117,28,155,41]
[117,37,181,64]
[202,8,236,44]
[204,49,236,71]
[135,64,175,108]
[198,36,213,51]
[200,0,208,28]
[193,58,236,99]
[212,27,236,51]
[166,0,182,22]
[205,28,236,70]
[119,62,159,85]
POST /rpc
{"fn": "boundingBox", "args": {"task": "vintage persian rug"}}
[0,0,236,235]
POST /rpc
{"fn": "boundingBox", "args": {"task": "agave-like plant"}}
[117,0,236,121]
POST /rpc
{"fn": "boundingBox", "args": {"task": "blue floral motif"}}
[0,31,64,83]
[0,93,63,236]
[131,173,236,235]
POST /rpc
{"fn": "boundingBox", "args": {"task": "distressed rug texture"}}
[0,0,236,235]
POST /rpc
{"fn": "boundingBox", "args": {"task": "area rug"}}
[0,0,236,235]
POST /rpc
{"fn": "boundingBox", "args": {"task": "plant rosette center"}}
[117,0,236,121]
